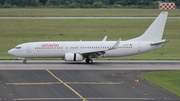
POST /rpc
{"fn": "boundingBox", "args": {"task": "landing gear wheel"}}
[23,60,27,64]
[89,59,93,64]
[85,58,93,64]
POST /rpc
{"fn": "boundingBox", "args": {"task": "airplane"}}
[8,12,168,64]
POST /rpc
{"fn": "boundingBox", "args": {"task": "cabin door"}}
[137,43,141,53]
[27,44,31,53]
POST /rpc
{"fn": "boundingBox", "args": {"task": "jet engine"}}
[64,53,83,61]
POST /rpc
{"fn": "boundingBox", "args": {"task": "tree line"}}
[0,0,179,8]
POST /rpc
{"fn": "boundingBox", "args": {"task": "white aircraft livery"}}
[8,12,168,64]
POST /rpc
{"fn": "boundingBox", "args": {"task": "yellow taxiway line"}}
[45,68,87,101]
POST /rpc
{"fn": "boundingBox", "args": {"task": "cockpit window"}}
[15,47,21,49]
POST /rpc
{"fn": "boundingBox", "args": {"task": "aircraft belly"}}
[106,49,137,57]
[31,50,64,58]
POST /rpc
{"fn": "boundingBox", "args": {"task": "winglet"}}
[102,36,107,41]
[109,38,121,50]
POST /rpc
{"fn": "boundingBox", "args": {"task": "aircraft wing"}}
[150,39,169,46]
[79,38,121,58]
[81,50,106,58]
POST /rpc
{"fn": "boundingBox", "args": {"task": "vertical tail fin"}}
[129,12,168,41]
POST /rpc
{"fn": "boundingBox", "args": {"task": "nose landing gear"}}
[23,60,27,64]
[18,57,27,64]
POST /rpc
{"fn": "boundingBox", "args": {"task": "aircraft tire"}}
[86,58,93,64]
[23,60,27,64]
[89,59,93,64]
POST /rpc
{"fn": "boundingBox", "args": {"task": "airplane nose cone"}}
[8,49,14,55]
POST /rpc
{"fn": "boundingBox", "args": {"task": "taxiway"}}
[0,60,180,70]
[0,60,179,101]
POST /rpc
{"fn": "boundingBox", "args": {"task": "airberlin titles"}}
[41,43,59,47]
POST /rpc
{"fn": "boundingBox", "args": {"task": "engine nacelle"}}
[64,53,83,61]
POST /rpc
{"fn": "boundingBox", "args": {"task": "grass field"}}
[0,8,180,17]
[140,71,180,97]
[0,18,180,60]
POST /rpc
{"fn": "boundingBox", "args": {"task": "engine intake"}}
[64,53,83,61]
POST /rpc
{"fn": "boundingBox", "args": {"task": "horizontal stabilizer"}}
[150,39,170,46]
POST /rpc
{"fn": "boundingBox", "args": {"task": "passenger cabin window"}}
[15,47,21,49]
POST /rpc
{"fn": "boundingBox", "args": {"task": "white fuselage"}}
[7,12,168,63]
[8,41,162,59]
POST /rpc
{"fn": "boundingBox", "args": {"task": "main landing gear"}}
[85,58,93,64]
[23,60,27,64]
